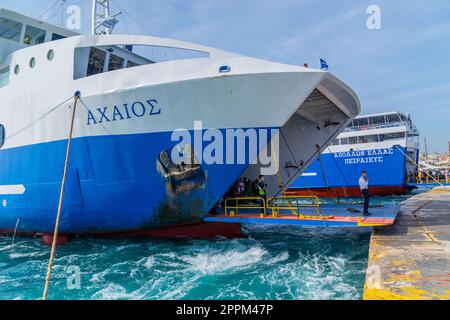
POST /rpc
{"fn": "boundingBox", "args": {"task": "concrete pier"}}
[364,187,450,300]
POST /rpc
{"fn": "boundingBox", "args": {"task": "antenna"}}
[92,0,121,35]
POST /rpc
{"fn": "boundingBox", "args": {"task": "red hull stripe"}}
[0,222,244,240]
[287,186,409,198]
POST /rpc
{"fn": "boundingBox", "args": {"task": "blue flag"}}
[320,58,329,71]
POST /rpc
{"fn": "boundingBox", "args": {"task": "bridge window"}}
[380,132,405,141]
[340,138,349,145]
[87,47,106,76]
[355,117,368,127]
[386,113,401,123]
[0,17,23,42]
[23,25,46,45]
[358,135,379,144]
[0,124,5,148]
[369,116,385,126]
[74,45,209,80]
[331,139,340,146]
[108,53,124,71]
[348,137,358,145]
[0,66,10,88]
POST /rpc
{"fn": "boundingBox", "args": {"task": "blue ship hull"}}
[0,129,268,235]
[289,146,413,197]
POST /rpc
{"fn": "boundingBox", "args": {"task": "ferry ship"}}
[288,112,420,197]
[0,2,360,238]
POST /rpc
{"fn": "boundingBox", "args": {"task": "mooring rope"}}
[395,146,443,186]
[42,91,81,301]
[11,217,21,246]
[5,96,73,143]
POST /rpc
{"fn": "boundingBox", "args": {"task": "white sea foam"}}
[91,283,130,300]
[266,251,289,264]
[137,256,155,269]
[9,251,47,259]
[182,246,268,275]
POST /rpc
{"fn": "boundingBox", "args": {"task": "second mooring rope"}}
[42,91,81,301]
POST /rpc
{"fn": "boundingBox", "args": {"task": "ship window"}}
[340,138,349,145]
[0,18,23,42]
[75,45,209,79]
[108,53,124,71]
[348,137,358,145]
[23,25,46,46]
[380,132,405,141]
[0,66,10,88]
[355,118,368,127]
[0,124,5,148]
[87,47,106,76]
[127,60,139,68]
[14,64,20,75]
[358,135,378,144]
[386,114,401,123]
[29,57,36,68]
[51,33,66,41]
[331,139,340,146]
[369,116,385,126]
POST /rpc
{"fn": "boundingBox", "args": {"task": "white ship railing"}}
[343,121,418,133]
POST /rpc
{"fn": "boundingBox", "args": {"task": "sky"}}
[1,0,449,152]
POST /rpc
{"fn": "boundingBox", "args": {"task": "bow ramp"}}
[205,196,400,228]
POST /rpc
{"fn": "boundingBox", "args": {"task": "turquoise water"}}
[0,189,430,300]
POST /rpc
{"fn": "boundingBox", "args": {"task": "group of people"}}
[218,171,373,217]
[416,170,450,184]
[226,176,267,199]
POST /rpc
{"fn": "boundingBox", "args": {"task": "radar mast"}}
[92,0,121,35]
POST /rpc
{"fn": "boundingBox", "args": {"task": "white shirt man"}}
[359,171,371,216]
[359,176,369,191]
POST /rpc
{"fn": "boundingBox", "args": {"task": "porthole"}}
[14,64,20,75]
[47,49,55,61]
[29,57,36,68]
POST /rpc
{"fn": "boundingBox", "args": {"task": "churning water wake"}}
[0,227,370,300]
[0,192,425,300]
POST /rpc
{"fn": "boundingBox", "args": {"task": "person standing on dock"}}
[359,171,371,216]
[258,175,267,215]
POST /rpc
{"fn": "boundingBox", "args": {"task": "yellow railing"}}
[224,196,323,219]
[224,197,267,217]
[267,196,321,218]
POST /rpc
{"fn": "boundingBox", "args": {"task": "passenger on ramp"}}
[258,175,267,215]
